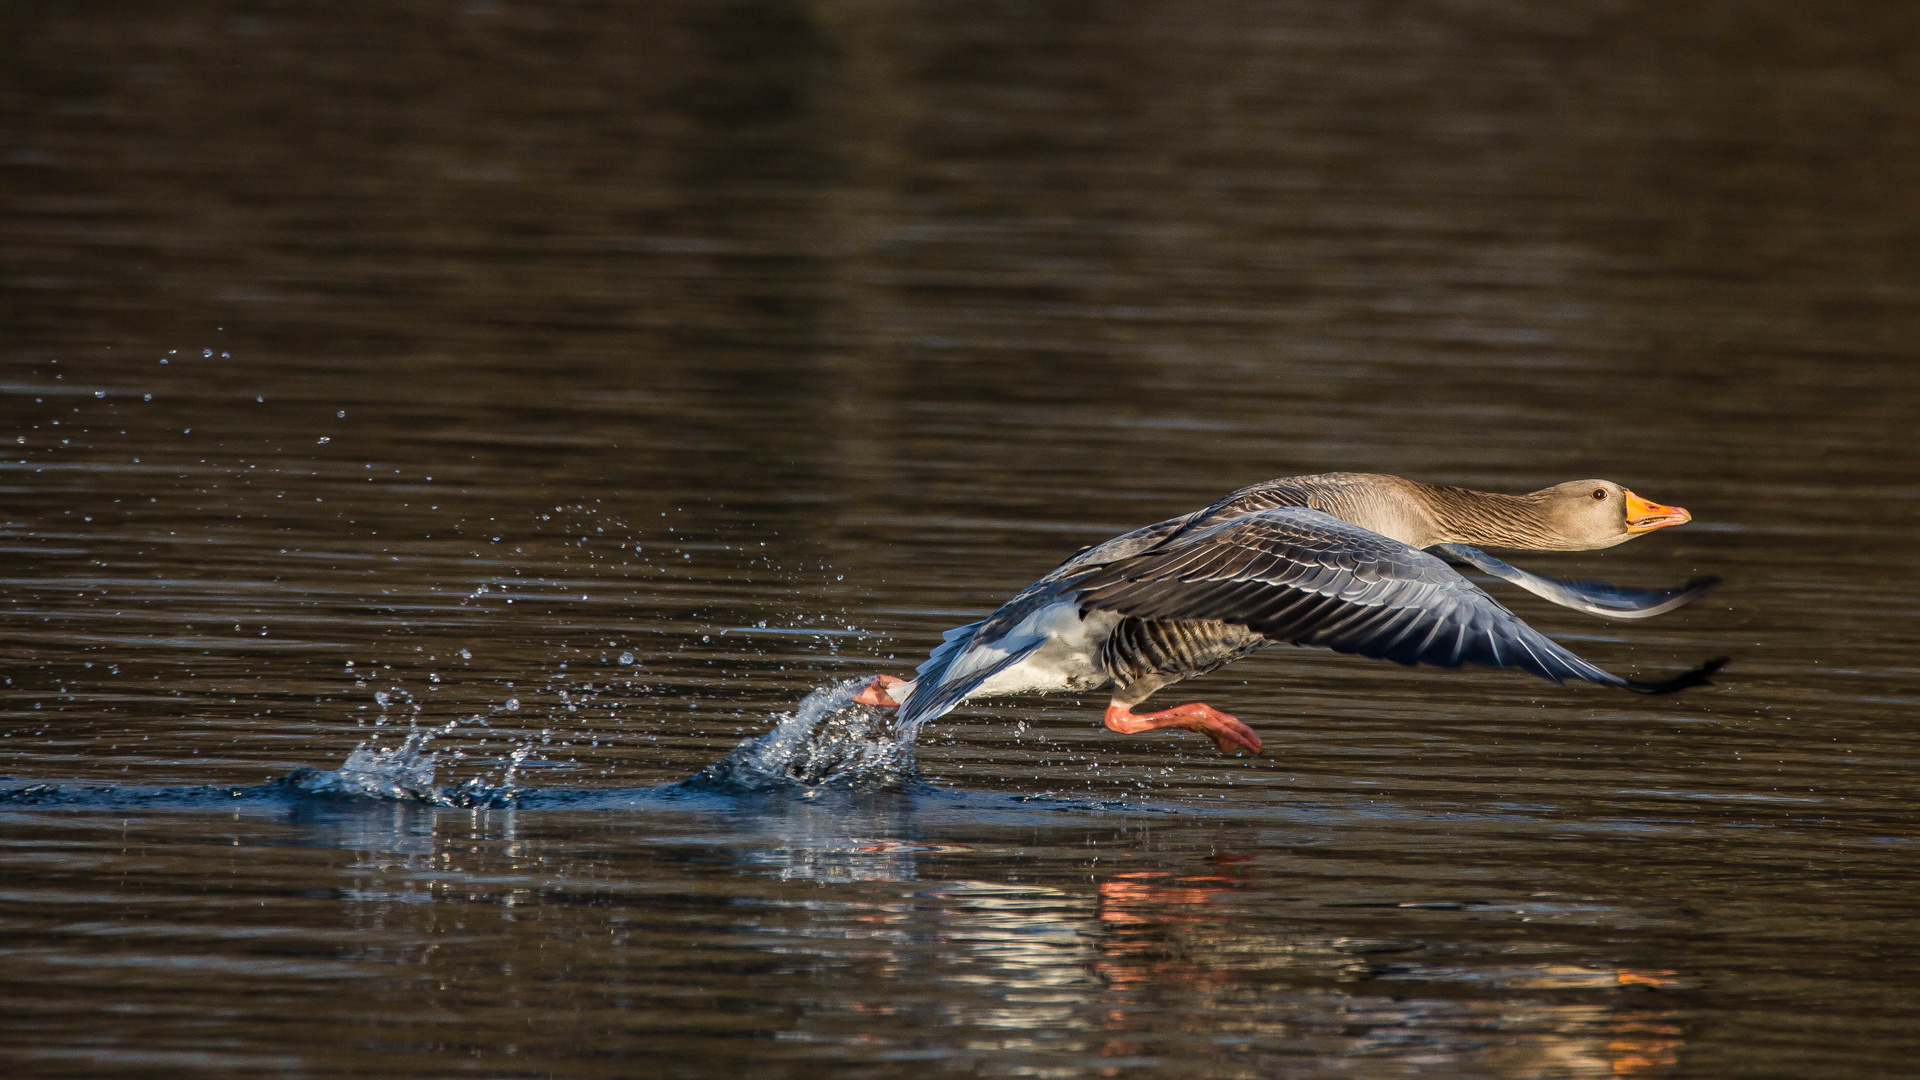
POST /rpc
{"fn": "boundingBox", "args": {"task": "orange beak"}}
[1623,489,1692,533]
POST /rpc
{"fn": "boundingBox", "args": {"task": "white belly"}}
[955,601,1118,700]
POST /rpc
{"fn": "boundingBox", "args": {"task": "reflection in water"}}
[687,811,1691,1077]
[1082,864,1684,1078]
[737,797,935,883]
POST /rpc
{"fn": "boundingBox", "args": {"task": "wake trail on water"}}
[0,678,931,811]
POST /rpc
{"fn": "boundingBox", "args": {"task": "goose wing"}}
[1431,544,1719,620]
[1072,508,1719,693]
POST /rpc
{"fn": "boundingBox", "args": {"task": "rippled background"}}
[4,1,1919,1077]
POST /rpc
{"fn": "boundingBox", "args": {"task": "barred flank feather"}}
[1101,617,1269,690]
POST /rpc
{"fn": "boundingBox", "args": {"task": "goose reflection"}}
[728,791,971,884]
[1080,860,1683,1078]
[737,828,1687,1078]
[298,800,1686,1078]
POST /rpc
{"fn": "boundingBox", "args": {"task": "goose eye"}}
[1592,488,1607,501]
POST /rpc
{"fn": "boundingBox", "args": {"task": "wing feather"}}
[1432,544,1720,620]
[1072,507,1643,688]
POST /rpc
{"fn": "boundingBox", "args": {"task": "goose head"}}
[1530,480,1692,550]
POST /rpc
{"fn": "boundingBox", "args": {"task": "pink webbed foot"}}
[853,675,908,707]
[1104,701,1262,757]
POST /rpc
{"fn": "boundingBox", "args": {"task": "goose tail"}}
[896,623,1041,729]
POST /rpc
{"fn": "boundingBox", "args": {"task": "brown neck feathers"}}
[1294,473,1582,550]
[1416,485,1571,549]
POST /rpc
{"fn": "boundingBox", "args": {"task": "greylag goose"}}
[855,473,1724,756]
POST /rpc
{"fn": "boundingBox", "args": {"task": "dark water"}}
[4,1,1920,1076]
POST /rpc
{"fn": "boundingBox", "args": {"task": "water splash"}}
[284,722,530,807]
[494,742,537,792]
[286,729,451,802]
[0,677,928,809]
[283,676,921,803]
[685,677,922,794]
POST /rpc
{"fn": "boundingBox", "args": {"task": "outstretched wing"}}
[1072,508,1719,693]
[1431,544,1720,620]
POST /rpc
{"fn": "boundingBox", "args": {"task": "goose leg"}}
[853,675,908,707]
[1104,700,1262,757]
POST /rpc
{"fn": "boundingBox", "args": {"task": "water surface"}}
[3,1,1919,1076]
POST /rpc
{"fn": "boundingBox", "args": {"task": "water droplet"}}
[374,691,390,706]
[459,648,472,660]
[503,697,520,711]
[618,652,635,665]
[317,436,329,444]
